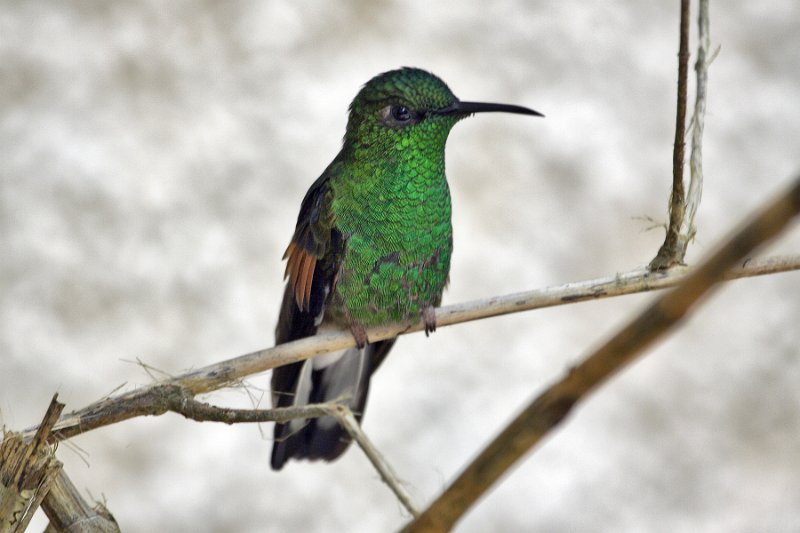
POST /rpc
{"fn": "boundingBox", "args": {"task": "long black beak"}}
[433,100,544,118]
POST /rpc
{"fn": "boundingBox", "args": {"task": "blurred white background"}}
[2,2,799,532]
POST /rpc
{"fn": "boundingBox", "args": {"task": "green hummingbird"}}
[271,67,541,469]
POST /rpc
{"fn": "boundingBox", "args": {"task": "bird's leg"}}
[342,306,369,348]
[349,322,369,349]
[422,305,437,337]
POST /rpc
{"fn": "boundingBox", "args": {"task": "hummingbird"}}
[270,67,541,470]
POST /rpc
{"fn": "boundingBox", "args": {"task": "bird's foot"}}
[349,323,369,349]
[422,306,437,337]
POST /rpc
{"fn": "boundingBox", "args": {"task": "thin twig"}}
[127,388,420,517]
[650,0,692,269]
[331,405,420,517]
[677,0,711,255]
[401,176,800,533]
[23,254,800,442]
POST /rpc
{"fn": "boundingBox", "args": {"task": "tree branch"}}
[650,0,692,269]
[19,254,800,444]
[42,471,120,533]
[332,406,420,517]
[61,385,421,518]
[401,176,800,532]
[676,0,712,256]
[1,396,63,531]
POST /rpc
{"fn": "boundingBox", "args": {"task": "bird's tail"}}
[270,340,394,470]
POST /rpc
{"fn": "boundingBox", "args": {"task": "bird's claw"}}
[422,306,437,337]
[350,323,369,349]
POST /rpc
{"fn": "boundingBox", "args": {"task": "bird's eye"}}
[381,104,419,127]
[391,105,412,122]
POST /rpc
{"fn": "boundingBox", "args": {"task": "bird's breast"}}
[330,192,453,327]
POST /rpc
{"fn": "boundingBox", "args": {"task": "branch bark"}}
[650,0,693,269]
[42,472,120,533]
[171,394,420,516]
[20,254,800,444]
[677,0,712,256]
[334,406,420,517]
[401,176,800,532]
[0,396,63,532]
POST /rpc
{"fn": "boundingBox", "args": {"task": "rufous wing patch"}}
[283,241,317,312]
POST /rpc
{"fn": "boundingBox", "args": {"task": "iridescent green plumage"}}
[331,70,458,326]
[271,68,541,469]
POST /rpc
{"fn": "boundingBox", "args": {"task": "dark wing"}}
[281,173,340,317]
[272,172,339,347]
[270,173,342,468]
[271,174,339,415]
[270,172,396,470]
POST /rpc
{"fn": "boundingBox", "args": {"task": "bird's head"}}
[342,67,542,157]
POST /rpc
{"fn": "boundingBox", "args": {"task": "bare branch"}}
[1,396,63,531]
[331,406,420,517]
[650,0,692,269]
[401,176,800,533]
[677,0,712,255]
[42,471,120,533]
[169,389,331,424]
[18,254,800,443]
[72,387,421,518]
